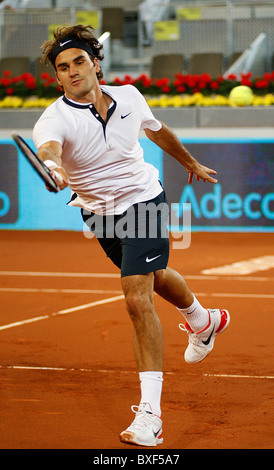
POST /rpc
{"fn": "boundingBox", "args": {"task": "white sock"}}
[139,371,163,417]
[177,296,209,333]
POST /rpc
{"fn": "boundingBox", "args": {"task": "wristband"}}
[43,159,58,169]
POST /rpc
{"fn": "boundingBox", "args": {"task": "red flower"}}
[11,76,21,83]
[176,85,186,93]
[240,72,253,87]
[155,77,170,87]
[263,73,272,81]
[139,74,151,86]
[123,74,134,85]
[20,72,33,81]
[187,75,199,88]
[198,81,207,89]
[227,74,237,81]
[200,73,211,83]
[25,76,36,89]
[114,77,123,85]
[210,81,219,90]
[241,77,252,87]
[40,72,51,80]
[162,85,171,93]
[241,72,252,79]
[0,77,11,86]
[6,87,14,95]
[254,79,269,89]
[140,75,152,88]
[3,70,11,77]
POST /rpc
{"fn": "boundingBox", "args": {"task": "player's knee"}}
[124,291,153,322]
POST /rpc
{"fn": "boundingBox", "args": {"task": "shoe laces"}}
[129,404,155,431]
[179,323,187,332]
[179,323,201,346]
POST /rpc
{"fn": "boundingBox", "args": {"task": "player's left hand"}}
[187,163,218,184]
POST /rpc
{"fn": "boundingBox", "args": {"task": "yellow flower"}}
[201,96,214,107]
[146,98,160,107]
[22,97,57,108]
[170,96,184,107]
[192,93,204,105]
[214,95,229,106]
[262,94,274,106]
[252,96,264,106]
[0,96,23,108]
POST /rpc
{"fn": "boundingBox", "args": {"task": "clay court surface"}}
[0,230,273,450]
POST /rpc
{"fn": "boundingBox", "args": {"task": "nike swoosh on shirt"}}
[121,112,132,119]
[202,326,215,345]
[146,255,161,263]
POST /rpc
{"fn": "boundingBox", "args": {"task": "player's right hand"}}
[46,166,69,191]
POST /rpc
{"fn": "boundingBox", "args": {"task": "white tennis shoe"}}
[120,403,163,446]
[179,308,230,364]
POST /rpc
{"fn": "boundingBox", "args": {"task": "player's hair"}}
[40,24,104,82]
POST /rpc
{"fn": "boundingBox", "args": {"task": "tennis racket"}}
[11,132,60,193]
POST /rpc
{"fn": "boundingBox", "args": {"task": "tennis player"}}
[33,24,230,447]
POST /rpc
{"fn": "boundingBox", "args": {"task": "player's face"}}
[55,48,101,102]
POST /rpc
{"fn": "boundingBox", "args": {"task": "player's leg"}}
[154,267,210,330]
[120,272,164,446]
[154,267,230,364]
[154,267,194,309]
[121,272,164,372]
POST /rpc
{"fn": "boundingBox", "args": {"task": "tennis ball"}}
[229,85,253,107]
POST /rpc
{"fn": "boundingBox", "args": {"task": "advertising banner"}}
[164,141,274,232]
[0,138,273,232]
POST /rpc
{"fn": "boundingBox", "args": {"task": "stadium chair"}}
[34,58,56,80]
[102,8,124,40]
[0,57,31,77]
[189,53,224,77]
[150,54,184,80]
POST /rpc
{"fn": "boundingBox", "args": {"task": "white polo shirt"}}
[33,84,163,215]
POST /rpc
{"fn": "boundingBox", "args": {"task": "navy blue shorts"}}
[81,190,170,277]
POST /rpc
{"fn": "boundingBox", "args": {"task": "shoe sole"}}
[120,431,163,447]
[185,309,230,364]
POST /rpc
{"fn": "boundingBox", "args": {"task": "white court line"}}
[0,287,122,294]
[201,255,274,275]
[201,292,274,299]
[0,271,120,278]
[0,294,124,331]
[0,271,272,282]
[204,373,274,380]
[0,287,273,299]
[0,365,272,380]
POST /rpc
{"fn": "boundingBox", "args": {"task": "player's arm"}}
[38,140,69,190]
[144,122,218,184]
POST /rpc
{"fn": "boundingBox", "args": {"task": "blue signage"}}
[0,144,18,223]
[164,141,274,232]
[0,138,273,232]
